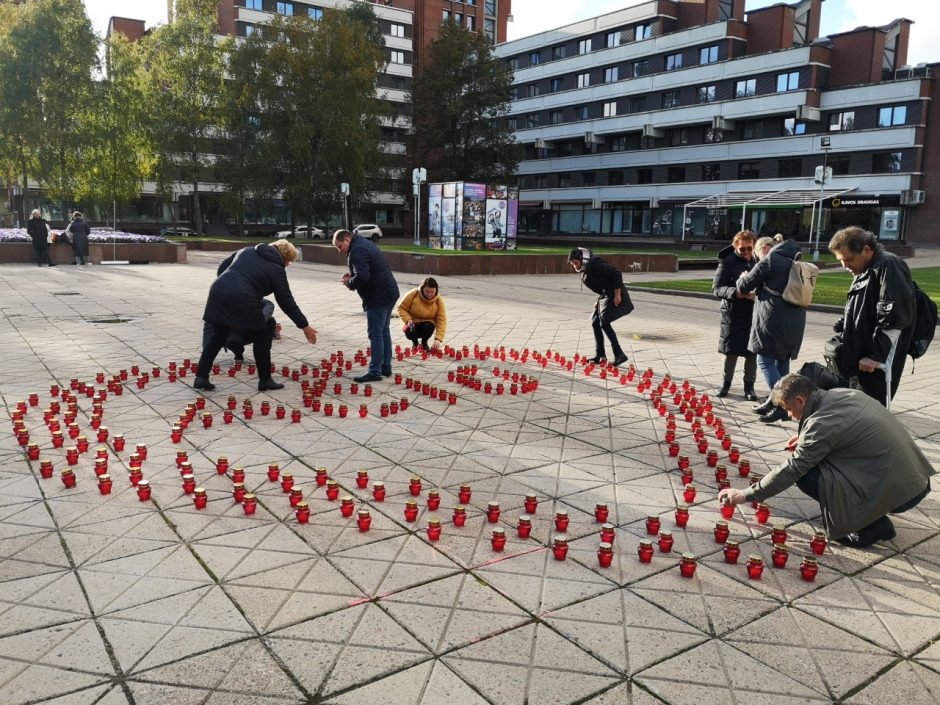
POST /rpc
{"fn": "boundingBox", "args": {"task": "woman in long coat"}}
[711,231,757,399]
[67,211,90,266]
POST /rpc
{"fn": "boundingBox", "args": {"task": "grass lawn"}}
[631,266,940,307]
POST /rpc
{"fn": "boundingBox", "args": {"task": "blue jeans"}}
[757,355,789,391]
[366,303,394,376]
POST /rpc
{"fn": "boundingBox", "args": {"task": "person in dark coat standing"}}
[26,209,53,267]
[828,227,916,407]
[712,231,757,399]
[194,240,318,392]
[736,235,807,423]
[333,229,400,383]
[66,211,91,266]
[567,247,633,367]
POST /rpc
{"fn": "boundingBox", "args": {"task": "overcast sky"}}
[82,0,939,65]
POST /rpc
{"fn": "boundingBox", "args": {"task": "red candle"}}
[404,500,419,522]
[677,455,690,471]
[645,515,661,535]
[523,493,538,514]
[680,469,694,486]
[800,556,819,582]
[679,553,697,578]
[746,554,765,579]
[486,501,501,523]
[729,447,741,464]
[372,481,386,502]
[289,488,304,507]
[112,434,125,452]
[128,468,143,486]
[755,503,771,524]
[667,441,679,457]
[723,539,741,563]
[738,459,751,477]
[243,407,254,420]
[76,436,89,453]
[674,506,689,528]
[426,518,442,541]
[364,384,372,397]
[201,412,213,428]
[280,473,294,492]
[682,484,697,503]
[552,536,569,560]
[325,480,340,501]
[517,515,532,538]
[214,456,228,475]
[427,490,441,511]
[66,447,79,466]
[227,396,237,410]
[229,467,245,484]
[315,467,328,486]
[554,510,569,532]
[358,404,367,418]
[810,531,827,556]
[637,539,654,564]
[61,468,77,488]
[594,503,609,523]
[40,459,54,479]
[771,543,789,568]
[181,474,196,494]
[771,523,788,545]
[720,501,735,519]
[355,469,369,489]
[243,493,257,515]
[458,485,472,504]
[96,426,109,443]
[232,483,246,503]
[26,442,40,460]
[713,520,730,544]
[266,463,280,482]
[338,404,348,418]
[658,531,674,553]
[490,527,506,551]
[295,501,310,524]
[409,476,422,496]
[193,487,207,509]
[357,509,372,532]
[97,474,112,494]
[340,496,355,518]
[715,465,728,483]
[137,480,152,501]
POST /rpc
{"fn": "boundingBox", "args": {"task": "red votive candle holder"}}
[800,556,819,582]
[720,539,740,564]
[112,434,125,452]
[96,426,109,443]
[295,501,310,524]
[97,473,112,494]
[289,488,304,507]
[232,483,246,503]
[231,467,245,483]
[755,503,771,524]
[364,384,372,397]
[128,468,143,486]
[771,522,788,545]
[677,455,690,471]
[356,469,369,489]
[658,531,674,553]
[680,469,694,486]
[311,467,327,486]
[76,436,89,453]
[404,500,419,522]
[714,520,730,544]
[490,527,506,551]
[426,517,442,541]
[646,515,661,535]
[358,403,367,418]
[357,509,372,532]
[427,490,441,511]
[715,465,728,483]
[637,539,654,564]
[771,543,789,568]
[137,480,151,501]
[280,473,294,492]
[66,447,79,466]
[679,553,698,578]
[242,493,257,515]
[746,554,765,579]
[674,506,689,528]
[325,480,340,501]
[682,484,697,503]
[720,501,735,520]
[341,496,355,518]
[201,412,213,428]
[810,531,827,556]
[193,487,207,509]
[486,501,501,523]
[458,484,472,504]
[61,468,77,488]
[554,510,569,532]
[517,515,532,538]
[595,503,609,523]
[729,447,741,464]
[40,459,54,479]
[372,481,386,502]
[26,442,40,460]
[264,463,279,482]
[409,476,422,496]
[523,493,538,514]
[552,536,569,560]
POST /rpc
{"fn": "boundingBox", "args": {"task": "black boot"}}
[193,376,215,391]
[716,380,731,398]
[759,406,789,423]
[587,355,606,364]
[753,396,774,414]
[611,353,628,367]
[836,516,896,548]
[258,378,285,392]
[743,382,758,402]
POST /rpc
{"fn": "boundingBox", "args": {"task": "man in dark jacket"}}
[334,229,400,383]
[26,209,53,266]
[719,373,933,547]
[67,211,91,266]
[828,227,915,407]
[195,240,318,392]
[711,231,757,399]
[568,248,632,367]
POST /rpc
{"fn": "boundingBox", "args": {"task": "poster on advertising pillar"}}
[429,182,517,250]
[428,183,443,249]
[441,182,456,250]
[462,183,486,250]
[485,185,508,250]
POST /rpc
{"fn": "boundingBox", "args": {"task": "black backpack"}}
[908,282,938,359]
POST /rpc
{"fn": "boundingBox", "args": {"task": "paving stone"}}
[844,660,940,704]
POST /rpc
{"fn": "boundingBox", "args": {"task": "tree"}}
[74,33,153,226]
[0,0,97,223]
[409,21,520,185]
[144,0,225,235]
[258,6,388,229]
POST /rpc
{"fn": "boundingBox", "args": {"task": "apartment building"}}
[496,0,937,245]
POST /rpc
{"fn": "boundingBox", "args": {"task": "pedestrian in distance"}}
[828,226,916,407]
[26,209,53,266]
[712,230,757,399]
[194,239,318,392]
[398,277,447,352]
[736,234,807,423]
[333,228,400,383]
[66,211,91,266]
[567,247,632,367]
[719,373,934,548]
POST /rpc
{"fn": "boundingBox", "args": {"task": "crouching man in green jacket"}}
[719,373,934,548]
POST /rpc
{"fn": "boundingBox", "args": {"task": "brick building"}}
[497,0,938,246]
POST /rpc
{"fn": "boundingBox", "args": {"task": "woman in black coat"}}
[711,231,757,399]
[194,240,318,392]
[737,235,808,422]
[67,211,90,266]
[568,247,633,366]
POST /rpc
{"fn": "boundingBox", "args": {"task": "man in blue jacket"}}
[333,229,400,383]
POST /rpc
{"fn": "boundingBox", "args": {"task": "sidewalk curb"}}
[626,285,844,314]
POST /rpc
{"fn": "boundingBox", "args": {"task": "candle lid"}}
[772,521,786,530]
[659,530,672,538]
[373,481,385,488]
[460,484,471,490]
[427,517,441,526]
[715,520,728,528]
[290,487,303,495]
[358,509,371,517]
[772,542,789,551]
[406,500,417,507]
[681,552,696,560]
[428,489,439,496]
[725,539,739,547]
[341,495,353,503]
[748,554,763,563]
[233,482,245,489]
[244,493,255,501]
[492,527,505,536]
[357,469,368,476]
[599,542,613,551]
[677,504,689,511]
[553,535,568,545]
[317,467,328,474]
[295,501,308,509]
[488,501,500,509]
[282,472,293,479]
[556,509,568,517]
[519,515,531,522]
[601,523,615,531]
[639,539,653,547]
[802,556,818,565]
[326,480,338,487]
[454,505,466,513]
[138,479,149,487]
[595,502,608,509]
[813,530,826,538]
[525,493,537,500]
[181,473,194,480]
[194,487,206,495]
[98,474,111,481]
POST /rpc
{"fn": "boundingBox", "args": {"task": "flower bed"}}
[0,227,170,244]
[0,228,185,264]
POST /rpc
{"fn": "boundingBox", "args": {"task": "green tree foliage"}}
[144,0,225,234]
[74,33,153,224]
[0,0,97,222]
[409,21,520,185]
[257,6,388,228]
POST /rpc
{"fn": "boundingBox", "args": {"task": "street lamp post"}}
[813,136,832,262]
[340,182,350,230]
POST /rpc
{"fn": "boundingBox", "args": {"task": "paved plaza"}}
[1,251,939,705]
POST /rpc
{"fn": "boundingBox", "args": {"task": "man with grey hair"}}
[828,226,915,407]
[27,209,53,266]
[718,373,934,548]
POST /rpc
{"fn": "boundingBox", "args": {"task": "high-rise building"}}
[497,0,938,245]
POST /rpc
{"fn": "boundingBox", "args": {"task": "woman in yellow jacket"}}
[397,277,447,351]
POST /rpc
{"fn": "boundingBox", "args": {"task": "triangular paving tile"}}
[324,659,434,704]
[845,660,940,704]
[0,662,110,704]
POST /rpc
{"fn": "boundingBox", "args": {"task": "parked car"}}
[274,225,326,240]
[159,226,197,237]
[353,223,383,242]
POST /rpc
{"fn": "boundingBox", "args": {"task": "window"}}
[636,168,653,184]
[604,66,619,83]
[583,172,596,186]
[662,91,680,108]
[527,113,540,128]
[669,129,688,146]
[878,105,907,127]
[829,111,855,131]
[390,23,405,37]
[536,147,549,159]
[276,1,293,16]
[309,6,323,19]
[606,31,620,48]
[778,158,802,177]
[742,121,764,140]
[466,15,475,31]
[527,83,539,98]
[508,57,519,71]
[533,174,546,189]
[628,96,646,113]
[244,23,257,36]
[577,73,590,88]
[872,152,902,173]
[550,110,563,125]
[390,50,405,64]
[783,118,806,135]
[738,161,761,179]
[776,71,800,92]
[635,23,651,40]
[667,166,686,183]
[610,136,627,152]
[603,101,618,117]
[699,45,718,64]
[576,105,590,120]
[718,0,733,20]
[550,78,562,93]
[696,85,716,103]
[455,13,463,24]
[558,173,571,188]
[702,163,721,181]
[245,0,262,9]
[579,39,591,54]
[484,18,495,41]
[704,127,724,143]
[507,117,517,130]
[552,45,566,61]
[633,60,649,77]
[529,51,540,65]
[735,79,756,97]
[829,156,850,176]
[665,53,683,71]
[443,9,450,21]
[609,171,624,186]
